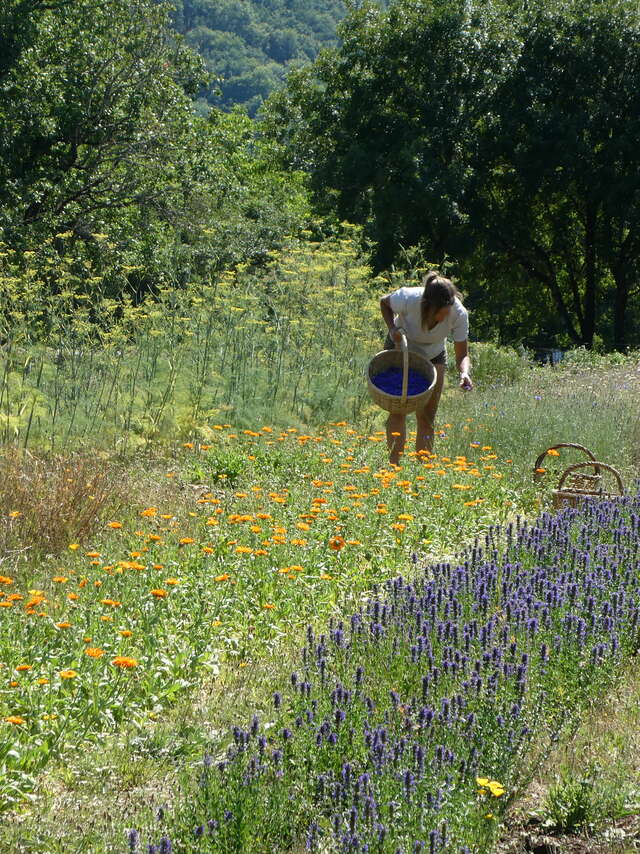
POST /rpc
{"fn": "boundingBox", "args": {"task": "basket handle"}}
[557,461,624,495]
[533,443,598,482]
[398,328,409,407]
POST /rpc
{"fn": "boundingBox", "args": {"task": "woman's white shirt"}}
[388,287,469,361]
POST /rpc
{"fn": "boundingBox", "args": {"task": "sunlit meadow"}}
[1,228,640,852]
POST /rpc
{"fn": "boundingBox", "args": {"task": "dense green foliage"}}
[0,0,309,292]
[265,0,640,351]
[170,0,350,116]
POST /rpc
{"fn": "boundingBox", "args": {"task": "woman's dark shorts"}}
[383,334,446,366]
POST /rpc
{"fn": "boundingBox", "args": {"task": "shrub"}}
[447,340,527,387]
[0,450,125,563]
[543,769,629,834]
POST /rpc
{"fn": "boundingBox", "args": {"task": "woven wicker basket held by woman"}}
[379,271,473,466]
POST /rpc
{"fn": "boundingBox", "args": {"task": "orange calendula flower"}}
[59,670,78,679]
[150,589,168,598]
[107,521,122,529]
[179,537,195,545]
[56,621,71,629]
[215,574,230,582]
[112,656,138,668]
[85,648,104,658]
[164,578,180,585]
[52,576,68,583]
[5,716,26,725]
[68,544,80,551]
[140,507,157,518]
[119,630,133,637]
[262,603,275,609]
[15,664,32,672]
[37,678,49,685]
[328,536,346,551]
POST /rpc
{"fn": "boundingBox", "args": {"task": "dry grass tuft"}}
[0,449,126,563]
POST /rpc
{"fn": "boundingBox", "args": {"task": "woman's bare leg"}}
[386,412,406,466]
[415,364,446,455]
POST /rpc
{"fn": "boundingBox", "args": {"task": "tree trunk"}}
[611,265,629,352]
[582,201,597,347]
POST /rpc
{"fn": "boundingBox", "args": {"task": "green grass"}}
[0,353,638,851]
[498,658,640,853]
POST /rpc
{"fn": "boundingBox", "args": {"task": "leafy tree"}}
[471,0,640,350]
[0,0,310,297]
[266,0,640,350]
[265,0,515,269]
[0,0,206,240]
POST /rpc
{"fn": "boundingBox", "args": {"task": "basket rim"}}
[368,349,436,389]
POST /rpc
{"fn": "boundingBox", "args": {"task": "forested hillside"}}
[170,0,349,115]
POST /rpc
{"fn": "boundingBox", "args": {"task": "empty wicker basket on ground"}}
[532,442,599,484]
[552,461,625,509]
[367,330,437,415]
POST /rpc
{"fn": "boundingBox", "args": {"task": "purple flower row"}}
[136,494,640,852]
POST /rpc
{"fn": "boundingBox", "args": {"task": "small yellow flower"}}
[85,648,104,658]
[112,656,138,668]
[59,670,78,679]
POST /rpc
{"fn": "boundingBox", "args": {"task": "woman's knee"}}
[387,413,406,428]
[416,411,434,431]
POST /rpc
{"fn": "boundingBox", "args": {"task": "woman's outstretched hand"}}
[459,372,473,391]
